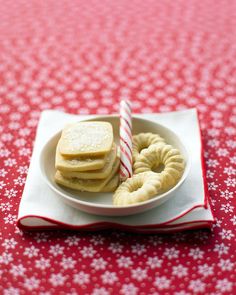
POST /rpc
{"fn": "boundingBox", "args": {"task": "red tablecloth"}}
[0,0,235,294]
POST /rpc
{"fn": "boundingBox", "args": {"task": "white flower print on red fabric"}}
[174,291,191,295]
[19,128,31,136]
[91,258,107,270]
[198,264,214,277]
[91,287,110,295]
[1,134,13,142]
[212,218,222,228]
[4,158,16,167]
[223,166,236,175]
[172,265,188,278]
[216,148,229,157]
[131,267,147,281]
[206,159,219,167]
[60,257,76,269]
[146,257,163,269]
[13,176,25,186]
[3,214,17,224]
[0,202,13,212]
[0,149,10,157]
[108,242,123,253]
[216,279,233,292]
[18,148,31,156]
[207,128,220,136]
[219,229,234,240]
[49,244,64,256]
[9,113,21,121]
[206,170,214,178]
[49,273,67,287]
[188,279,206,293]
[117,256,133,268]
[23,277,40,291]
[0,253,13,264]
[230,215,236,225]
[3,287,20,295]
[148,236,163,245]
[226,139,236,148]
[220,189,234,200]
[0,181,6,190]
[0,168,7,177]
[207,139,220,148]
[35,258,50,270]
[90,235,105,245]
[23,246,39,258]
[214,243,229,256]
[81,246,96,258]
[65,235,80,246]
[164,247,180,259]
[2,238,17,249]
[73,271,90,285]
[212,119,223,127]
[120,283,138,295]
[193,231,210,241]
[10,264,26,277]
[218,259,234,271]
[208,182,218,190]
[225,127,236,136]
[14,139,26,147]
[17,166,28,175]
[229,156,236,165]
[188,248,204,260]
[0,104,6,115]
[4,188,18,198]
[154,276,171,290]
[131,244,146,255]
[33,232,49,243]
[220,203,234,213]
[101,271,118,284]
[224,177,236,187]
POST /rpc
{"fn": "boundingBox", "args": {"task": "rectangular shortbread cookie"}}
[59,121,113,157]
[55,156,120,192]
[55,144,107,172]
[60,144,117,179]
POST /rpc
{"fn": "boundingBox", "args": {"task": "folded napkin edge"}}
[17,201,215,231]
[17,216,213,233]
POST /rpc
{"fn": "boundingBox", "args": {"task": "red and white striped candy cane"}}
[119,100,133,181]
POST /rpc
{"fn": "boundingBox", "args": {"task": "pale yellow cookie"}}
[59,121,113,157]
[132,133,165,161]
[60,143,117,178]
[55,144,107,172]
[55,156,120,192]
[113,172,162,206]
[133,143,185,191]
[100,174,119,192]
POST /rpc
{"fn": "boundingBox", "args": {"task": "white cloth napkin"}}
[17,109,214,232]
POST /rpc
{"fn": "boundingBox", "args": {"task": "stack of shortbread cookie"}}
[55,121,120,192]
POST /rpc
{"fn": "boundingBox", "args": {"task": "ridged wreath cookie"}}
[133,143,185,191]
[113,171,162,206]
[132,132,165,161]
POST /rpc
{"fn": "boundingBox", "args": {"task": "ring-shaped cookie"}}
[132,133,165,162]
[133,144,185,191]
[113,172,162,206]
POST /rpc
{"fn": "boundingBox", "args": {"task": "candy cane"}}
[119,100,133,181]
